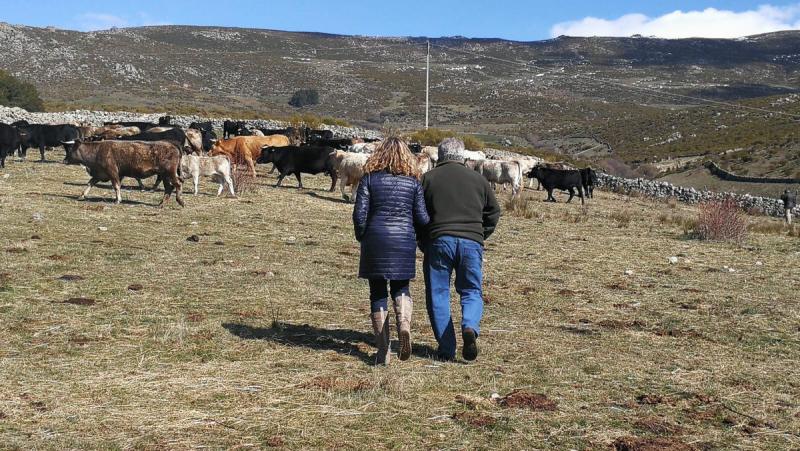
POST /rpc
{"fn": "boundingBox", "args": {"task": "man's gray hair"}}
[438,137,466,162]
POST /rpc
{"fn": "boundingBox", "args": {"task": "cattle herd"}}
[0,115,598,206]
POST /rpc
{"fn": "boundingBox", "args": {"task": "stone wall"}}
[706,161,800,184]
[596,173,798,218]
[0,106,381,140]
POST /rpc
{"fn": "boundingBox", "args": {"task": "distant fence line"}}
[706,161,800,184]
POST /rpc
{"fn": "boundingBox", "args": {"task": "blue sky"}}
[2,1,800,40]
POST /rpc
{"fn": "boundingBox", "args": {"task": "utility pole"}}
[425,40,430,129]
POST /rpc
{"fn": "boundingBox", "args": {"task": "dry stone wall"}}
[596,172,798,218]
[0,106,381,140]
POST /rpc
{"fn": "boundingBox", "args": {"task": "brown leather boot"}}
[393,294,413,361]
[370,308,390,365]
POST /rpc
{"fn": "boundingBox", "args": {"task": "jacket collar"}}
[436,160,466,168]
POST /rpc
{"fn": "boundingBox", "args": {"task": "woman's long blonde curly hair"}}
[363,136,421,179]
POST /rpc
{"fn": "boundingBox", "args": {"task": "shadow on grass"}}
[306,192,352,204]
[222,321,439,365]
[63,181,150,190]
[42,193,155,206]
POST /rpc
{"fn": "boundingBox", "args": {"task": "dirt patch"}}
[0,411,6,419]
[47,254,69,261]
[6,247,27,254]
[498,390,557,411]
[68,336,93,346]
[127,284,144,291]
[598,319,648,330]
[252,270,275,278]
[636,394,672,406]
[612,436,696,451]
[57,274,84,282]
[453,411,497,428]
[187,235,200,242]
[634,416,683,435]
[30,401,48,412]
[30,235,42,240]
[605,281,631,290]
[557,289,578,296]
[680,288,705,293]
[61,297,97,306]
[265,436,285,448]
[187,312,206,322]
[301,376,373,392]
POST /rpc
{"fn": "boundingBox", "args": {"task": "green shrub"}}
[0,70,44,111]
[288,89,320,108]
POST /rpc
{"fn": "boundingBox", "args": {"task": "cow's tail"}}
[513,160,523,197]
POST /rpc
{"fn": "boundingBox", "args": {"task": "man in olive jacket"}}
[420,138,502,361]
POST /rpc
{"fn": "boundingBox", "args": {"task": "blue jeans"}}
[423,236,484,358]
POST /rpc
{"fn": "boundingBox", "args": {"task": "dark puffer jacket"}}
[353,171,430,280]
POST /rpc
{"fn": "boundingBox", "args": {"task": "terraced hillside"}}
[1,23,799,175]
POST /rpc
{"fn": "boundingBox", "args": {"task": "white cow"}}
[472,159,523,197]
[349,142,377,154]
[331,150,369,201]
[180,154,235,197]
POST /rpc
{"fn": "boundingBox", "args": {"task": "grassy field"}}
[1,155,799,450]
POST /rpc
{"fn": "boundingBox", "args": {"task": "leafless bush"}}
[696,198,748,244]
[610,209,633,228]
[230,155,258,195]
[504,196,539,219]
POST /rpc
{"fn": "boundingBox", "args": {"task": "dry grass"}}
[1,158,799,449]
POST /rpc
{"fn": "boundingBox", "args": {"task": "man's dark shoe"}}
[462,328,478,361]
[434,349,455,362]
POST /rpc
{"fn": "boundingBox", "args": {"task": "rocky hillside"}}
[1,23,799,174]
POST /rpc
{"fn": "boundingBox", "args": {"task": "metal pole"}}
[425,40,430,129]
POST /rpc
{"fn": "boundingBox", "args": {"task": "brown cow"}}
[209,135,291,176]
[64,139,184,207]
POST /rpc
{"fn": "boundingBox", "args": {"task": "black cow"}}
[11,120,29,127]
[158,116,173,126]
[104,121,158,131]
[257,145,337,190]
[234,127,254,137]
[117,128,188,153]
[0,123,21,168]
[305,129,334,142]
[408,143,422,154]
[17,124,80,161]
[580,167,598,198]
[201,129,217,153]
[259,127,294,136]
[307,138,354,150]
[528,166,584,204]
[223,120,245,139]
[189,121,213,133]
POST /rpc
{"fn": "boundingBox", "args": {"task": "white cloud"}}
[551,4,800,39]
[75,12,171,31]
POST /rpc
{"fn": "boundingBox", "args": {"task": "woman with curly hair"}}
[352,137,430,365]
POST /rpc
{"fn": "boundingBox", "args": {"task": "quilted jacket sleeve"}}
[352,174,370,242]
[412,181,430,228]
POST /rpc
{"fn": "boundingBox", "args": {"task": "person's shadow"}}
[222,321,439,365]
